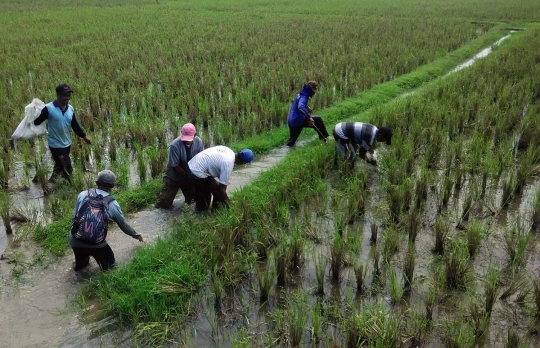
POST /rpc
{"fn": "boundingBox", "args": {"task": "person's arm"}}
[108,201,143,241]
[297,96,314,125]
[33,107,49,126]
[71,112,92,144]
[219,183,230,205]
[169,143,185,174]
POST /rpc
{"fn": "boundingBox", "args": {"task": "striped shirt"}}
[334,122,378,151]
[188,146,236,185]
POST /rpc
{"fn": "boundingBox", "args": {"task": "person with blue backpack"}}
[70,170,143,272]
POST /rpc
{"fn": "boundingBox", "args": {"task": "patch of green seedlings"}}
[354,261,367,295]
[310,302,323,344]
[504,219,530,269]
[468,301,490,341]
[389,268,404,304]
[404,243,415,291]
[382,226,401,264]
[501,171,516,209]
[286,291,308,348]
[330,232,345,281]
[288,225,304,272]
[406,208,421,244]
[211,267,224,313]
[444,239,470,290]
[434,217,450,255]
[257,259,276,303]
[407,308,429,347]
[0,189,12,234]
[465,220,487,258]
[345,301,402,347]
[503,328,526,348]
[314,251,326,296]
[425,284,436,323]
[483,266,501,314]
[441,317,476,348]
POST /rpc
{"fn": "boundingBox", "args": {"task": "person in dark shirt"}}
[34,84,92,182]
[333,122,392,166]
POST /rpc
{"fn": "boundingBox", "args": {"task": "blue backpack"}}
[71,189,115,244]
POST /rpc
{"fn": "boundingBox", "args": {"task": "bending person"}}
[186,146,254,211]
[333,122,393,166]
[286,80,330,146]
[155,123,204,209]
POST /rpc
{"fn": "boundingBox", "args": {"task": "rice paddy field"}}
[1,0,540,346]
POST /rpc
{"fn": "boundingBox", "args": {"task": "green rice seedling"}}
[0,189,12,234]
[441,317,475,348]
[372,246,381,277]
[501,172,516,209]
[211,268,224,313]
[531,189,540,231]
[404,244,415,290]
[415,171,429,209]
[434,217,449,255]
[257,259,276,303]
[389,269,404,304]
[466,220,486,258]
[444,239,470,290]
[382,227,401,264]
[313,252,326,296]
[0,157,9,189]
[145,144,166,179]
[354,261,366,295]
[133,142,147,183]
[387,185,403,223]
[533,278,540,318]
[504,221,530,269]
[461,192,472,222]
[275,241,290,286]
[425,284,436,323]
[288,225,304,272]
[345,301,401,347]
[503,328,525,348]
[370,223,378,244]
[286,291,308,348]
[441,174,454,208]
[406,208,421,244]
[34,155,52,195]
[331,232,345,281]
[407,308,428,347]
[310,302,323,344]
[500,273,529,300]
[483,267,500,314]
[402,178,413,212]
[469,302,490,340]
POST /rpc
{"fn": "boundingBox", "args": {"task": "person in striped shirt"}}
[333,122,392,166]
[186,146,254,211]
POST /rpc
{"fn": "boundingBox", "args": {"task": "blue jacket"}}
[287,84,315,128]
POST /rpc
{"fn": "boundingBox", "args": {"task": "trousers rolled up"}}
[286,115,329,147]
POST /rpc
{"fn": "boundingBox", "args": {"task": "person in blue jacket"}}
[34,84,92,182]
[286,80,330,146]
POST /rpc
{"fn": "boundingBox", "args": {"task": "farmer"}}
[286,80,330,146]
[33,84,92,182]
[186,146,254,211]
[70,170,143,272]
[333,122,393,166]
[155,123,204,209]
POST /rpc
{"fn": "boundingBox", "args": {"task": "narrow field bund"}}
[86,23,540,344]
[32,23,516,257]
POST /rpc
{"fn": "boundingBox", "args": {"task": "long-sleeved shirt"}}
[34,100,86,148]
[69,188,139,249]
[287,84,316,128]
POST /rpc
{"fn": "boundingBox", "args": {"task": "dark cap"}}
[378,127,393,145]
[238,148,254,164]
[56,84,73,95]
[96,170,116,187]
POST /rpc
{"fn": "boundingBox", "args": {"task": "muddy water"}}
[0,143,297,348]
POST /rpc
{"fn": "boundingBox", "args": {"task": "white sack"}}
[11,98,47,141]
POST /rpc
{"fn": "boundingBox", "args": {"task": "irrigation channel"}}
[1,30,535,346]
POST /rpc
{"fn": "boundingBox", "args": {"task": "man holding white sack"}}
[34,84,92,182]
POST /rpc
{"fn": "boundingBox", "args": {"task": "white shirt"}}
[188,146,235,185]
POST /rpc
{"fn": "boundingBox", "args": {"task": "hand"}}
[83,136,93,145]
[136,235,144,242]
[308,118,315,126]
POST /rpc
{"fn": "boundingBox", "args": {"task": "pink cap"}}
[180,123,196,141]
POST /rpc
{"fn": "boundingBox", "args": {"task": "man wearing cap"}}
[34,84,92,182]
[155,123,204,209]
[186,146,254,211]
[286,80,330,147]
[333,122,393,166]
[70,170,143,272]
